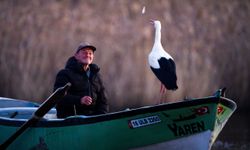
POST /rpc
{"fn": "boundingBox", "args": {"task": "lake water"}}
[212,112,249,150]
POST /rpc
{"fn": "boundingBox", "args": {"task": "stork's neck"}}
[154,27,161,45]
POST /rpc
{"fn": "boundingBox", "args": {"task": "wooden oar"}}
[0,83,71,150]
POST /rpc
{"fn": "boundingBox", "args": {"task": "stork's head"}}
[150,19,161,30]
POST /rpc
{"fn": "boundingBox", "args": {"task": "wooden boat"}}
[0,90,236,150]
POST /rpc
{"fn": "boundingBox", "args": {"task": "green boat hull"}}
[0,96,236,150]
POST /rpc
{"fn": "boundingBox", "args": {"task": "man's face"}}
[74,48,94,65]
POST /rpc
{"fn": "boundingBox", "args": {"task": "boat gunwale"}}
[0,96,236,127]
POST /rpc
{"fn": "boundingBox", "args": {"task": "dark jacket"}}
[54,57,108,118]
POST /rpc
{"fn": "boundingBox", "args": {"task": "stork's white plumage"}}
[148,20,178,90]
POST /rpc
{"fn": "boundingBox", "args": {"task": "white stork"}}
[148,20,178,91]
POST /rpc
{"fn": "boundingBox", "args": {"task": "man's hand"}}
[80,96,93,105]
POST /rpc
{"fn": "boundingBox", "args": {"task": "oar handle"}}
[0,83,71,150]
[34,82,71,118]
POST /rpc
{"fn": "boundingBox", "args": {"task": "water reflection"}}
[212,112,250,150]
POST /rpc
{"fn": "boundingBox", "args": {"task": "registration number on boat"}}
[128,115,161,129]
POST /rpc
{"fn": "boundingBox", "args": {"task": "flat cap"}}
[76,42,96,53]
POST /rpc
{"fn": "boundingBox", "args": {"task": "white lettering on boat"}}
[167,121,205,136]
[128,115,161,129]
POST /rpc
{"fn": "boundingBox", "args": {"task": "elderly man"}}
[53,42,109,118]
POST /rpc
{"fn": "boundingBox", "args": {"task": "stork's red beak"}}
[150,19,155,25]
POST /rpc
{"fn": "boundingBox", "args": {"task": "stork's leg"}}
[160,83,167,94]
[160,83,164,94]
[159,83,167,103]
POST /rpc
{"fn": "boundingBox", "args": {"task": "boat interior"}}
[0,107,58,120]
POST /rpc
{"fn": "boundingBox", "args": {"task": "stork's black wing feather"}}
[150,57,178,90]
